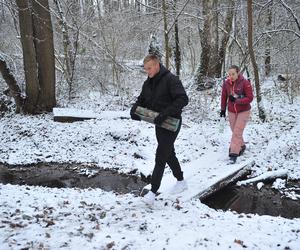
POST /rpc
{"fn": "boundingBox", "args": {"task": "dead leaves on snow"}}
[234,239,247,248]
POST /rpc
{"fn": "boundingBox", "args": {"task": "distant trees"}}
[0,0,299,116]
[148,34,162,60]
[53,0,78,100]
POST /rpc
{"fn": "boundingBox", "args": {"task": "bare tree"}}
[148,33,162,60]
[195,0,214,87]
[162,0,170,69]
[195,0,235,85]
[278,0,300,33]
[1,0,297,111]
[264,0,272,77]
[216,0,235,77]
[247,0,266,121]
[16,0,56,114]
[173,0,181,75]
[207,0,218,77]
[54,0,79,100]
[16,0,39,113]
[33,0,56,111]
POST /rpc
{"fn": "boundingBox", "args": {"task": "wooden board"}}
[53,108,97,123]
[143,151,254,202]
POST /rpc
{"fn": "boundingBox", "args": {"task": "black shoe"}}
[229,154,238,164]
[239,145,246,156]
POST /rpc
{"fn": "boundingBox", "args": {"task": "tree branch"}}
[259,28,300,39]
[278,0,300,32]
[167,0,191,35]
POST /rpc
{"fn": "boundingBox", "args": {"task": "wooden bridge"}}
[143,151,255,202]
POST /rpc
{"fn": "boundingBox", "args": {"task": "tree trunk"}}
[54,0,77,100]
[216,0,235,77]
[195,0,213,85]
[16,0,56,113]
[16,0,39,113]
[32,0,56,111]
[247,0,266,121]
[0,1,5,23]
[162,0,170,69]
[0,56,24,112]
[264,0,272,77]
[207,0,219,77]
[173,0,181,76]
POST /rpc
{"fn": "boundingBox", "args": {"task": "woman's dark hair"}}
[228,65,240,73]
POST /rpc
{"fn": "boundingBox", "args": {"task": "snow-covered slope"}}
[0,81,299,249]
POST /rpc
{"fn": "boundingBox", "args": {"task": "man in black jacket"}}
[130,54,189,205]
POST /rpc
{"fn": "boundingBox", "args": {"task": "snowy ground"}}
[1,184,299,250]
[0,79,300,249]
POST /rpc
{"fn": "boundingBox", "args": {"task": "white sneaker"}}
[142,191,156,206]
[170,180,188,194]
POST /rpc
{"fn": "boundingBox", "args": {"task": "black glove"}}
[154,113,167,126]
[130,105,141,121]
[220,110,226,118]
[229,95,236,102]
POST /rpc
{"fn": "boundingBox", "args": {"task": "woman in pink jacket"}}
[220,65,254,163]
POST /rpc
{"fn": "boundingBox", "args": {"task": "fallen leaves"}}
[234,239,247,248]
[9,222,27,228]
[106,241,115,249]
[44,219,55,227]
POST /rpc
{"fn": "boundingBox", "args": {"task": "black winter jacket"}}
[134,65,188,118]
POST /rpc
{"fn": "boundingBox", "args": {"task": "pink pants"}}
[228,110,250,155]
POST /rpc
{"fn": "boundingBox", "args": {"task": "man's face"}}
[144,60,160,78]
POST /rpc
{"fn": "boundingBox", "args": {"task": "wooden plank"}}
[142,151,255,202]
[197,161,254,200]
[53,108,97,123]
[53,116,95,122]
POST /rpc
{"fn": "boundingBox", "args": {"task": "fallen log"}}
[135,106,180,132]
[53,108,97,122]
[237,169,288,186]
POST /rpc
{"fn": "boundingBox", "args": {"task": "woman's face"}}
[228,68,239,81]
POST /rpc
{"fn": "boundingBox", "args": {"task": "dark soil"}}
[1,162,300,219]
[0,162,146,195]
[202,182,300,219]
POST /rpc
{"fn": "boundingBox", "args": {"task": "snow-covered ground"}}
[1,184,299,250]
[0,79,300,249]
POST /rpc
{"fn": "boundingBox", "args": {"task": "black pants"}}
[151,120,183,193]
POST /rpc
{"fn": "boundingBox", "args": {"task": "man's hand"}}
[130,105,141,121]
[154,113,167,126]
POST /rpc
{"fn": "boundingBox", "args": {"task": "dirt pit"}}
[1,163,300,218]
[202,182,300,219]
[0,162,146,195]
